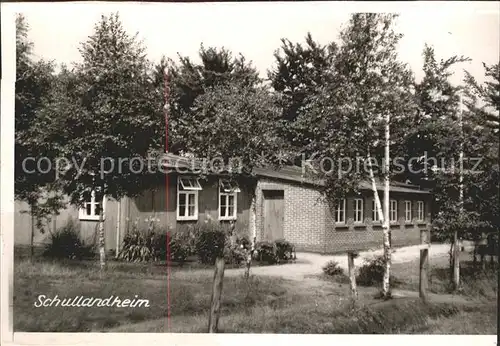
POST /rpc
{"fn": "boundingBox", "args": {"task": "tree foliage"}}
[464,62,500,131]
[166,45,260,154]
[36,13,163,206]
[300,14,416,201]
[268,33,337,155]
[15,14,63,230]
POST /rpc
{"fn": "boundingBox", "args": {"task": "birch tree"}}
[407,46,475,289]
[302,14,416,298]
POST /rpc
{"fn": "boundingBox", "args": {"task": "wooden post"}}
[419,230,429,301]
[347,252,357,300]
[208,257,225,333]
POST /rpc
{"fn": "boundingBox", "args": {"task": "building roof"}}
[163,153,431,195]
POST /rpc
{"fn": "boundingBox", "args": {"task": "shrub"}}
[322,260,344,277]
[168,231,191,264]
[43,220,95,260]
[195,228,226,265]
[254,239,296,264]
[254,241,277,264]
[274,239,295,262]
[151,232,167,261]
[176,223,206,253]
[224,235,251,265]
[356,255,397,287]
[117,228,156,262]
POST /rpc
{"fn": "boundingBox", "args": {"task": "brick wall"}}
[254,177,432,254]
[255,178,326,252]
[324,191,432,253]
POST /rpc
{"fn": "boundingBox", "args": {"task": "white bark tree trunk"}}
[453,92,464,289]
[98,194,106,272]
[382,113,391,298]
[453,231,460,289]
[366,113,392,299]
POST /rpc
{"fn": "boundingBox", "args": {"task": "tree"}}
[183,74,285,270]
[464,62,499,131]
[15,14,64,261]
[172,64,284,331]
[463,62,500,265]
[268,33,337,157]
[408,45,473,289]
[35,13,163,270]
[302,14,416,299]
[166,45,260,154]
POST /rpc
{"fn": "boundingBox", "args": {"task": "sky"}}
[7,1,500,85]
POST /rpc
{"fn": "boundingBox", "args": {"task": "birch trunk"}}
[452,230,460,289]
[453,93,464,289]
[382,112,391,298]
[98,194,106,272]
[366,116,391,299]
[367,151,391,298]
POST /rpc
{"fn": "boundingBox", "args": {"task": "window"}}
[417,201,424,221]
[334,199,346,224]
[390,200,398,222]
[372,199,381,222]
[219,179,240,220]
[404,201,412,222]
[353,199,363,223]
[177,177,201,221]
[178,177,202,190]
[79,191,106,221]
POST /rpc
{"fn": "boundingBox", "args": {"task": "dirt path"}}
[214,243,459,281]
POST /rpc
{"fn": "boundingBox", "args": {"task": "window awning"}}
[179,177,202,190]
[220,179,241,193]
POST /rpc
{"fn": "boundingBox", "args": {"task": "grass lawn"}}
[14,250,498,333]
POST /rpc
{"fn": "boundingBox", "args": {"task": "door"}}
[263,190,284,241]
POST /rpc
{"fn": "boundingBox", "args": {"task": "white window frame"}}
[353,198,363,224]
[79,191,106,221]
[218,179,239,221]
[417,201,425,222]
[404,200,412,222]
[390,199,398,223]
[178,176,202,191]
[334,199,346,224]
[372,199,381,223]
[177,176,201,221]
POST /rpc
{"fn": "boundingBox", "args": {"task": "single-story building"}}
[15,153,432,254]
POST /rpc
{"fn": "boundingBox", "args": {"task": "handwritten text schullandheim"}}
[34,295,150,308]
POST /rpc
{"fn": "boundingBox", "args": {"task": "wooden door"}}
[263,190,284,241]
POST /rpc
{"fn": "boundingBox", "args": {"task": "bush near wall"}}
[43,220,95,260]
[117,219,296,266]
[254,239,296,264]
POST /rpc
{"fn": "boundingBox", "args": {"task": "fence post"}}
[347,251,358,300]
[208,257,225,333]
[419,229,429,301]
